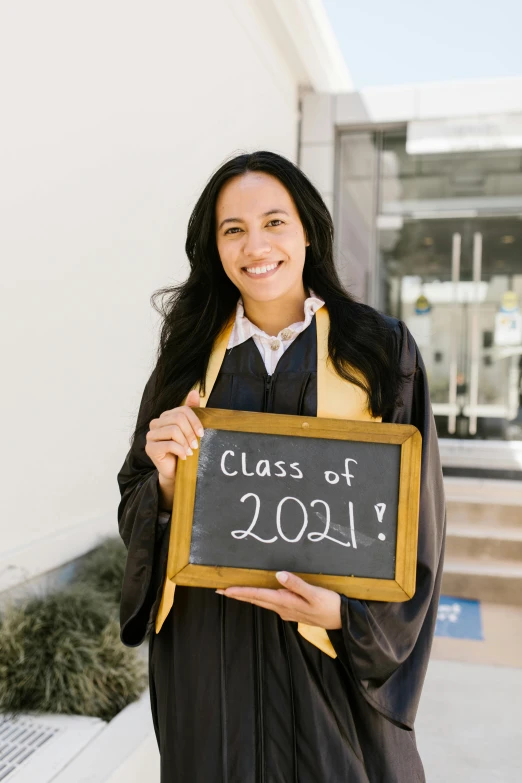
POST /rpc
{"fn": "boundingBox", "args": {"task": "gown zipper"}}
[254,373,273,783]
[264,374,273,411]
[220,595,228,783]
[254,607,265,783]
[262,370,298,782]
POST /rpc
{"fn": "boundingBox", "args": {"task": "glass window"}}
[379,130,522,216]
[337,128,522,442]
[336,132,380,303]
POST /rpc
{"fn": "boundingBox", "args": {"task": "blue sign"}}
[435,595,484,641]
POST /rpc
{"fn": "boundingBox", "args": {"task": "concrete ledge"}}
[0,713,105,783]
[51,690,159,783]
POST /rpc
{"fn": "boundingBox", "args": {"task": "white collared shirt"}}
[227,292,325,375]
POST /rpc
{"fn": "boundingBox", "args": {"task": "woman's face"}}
[215,171,309,304]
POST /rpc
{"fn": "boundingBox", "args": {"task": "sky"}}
[323,0,522,89]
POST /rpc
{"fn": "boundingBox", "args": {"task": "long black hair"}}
[135,150,403,441]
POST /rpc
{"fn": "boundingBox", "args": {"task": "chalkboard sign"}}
[165,409,422,602]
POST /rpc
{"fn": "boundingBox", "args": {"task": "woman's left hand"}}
[216,571,342,629]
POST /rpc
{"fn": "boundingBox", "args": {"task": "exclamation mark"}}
[375,503,386,541]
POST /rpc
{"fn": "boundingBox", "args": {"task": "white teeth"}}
[245,262,279,275]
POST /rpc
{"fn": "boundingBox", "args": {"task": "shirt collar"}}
[228,290,325,349]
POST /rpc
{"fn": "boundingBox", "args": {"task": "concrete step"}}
[442,557,522,605]
[444,477,522,530]
[441,477,522,604]
[446,502,522,530]
[443,477,522,507]
[445,526,522,561]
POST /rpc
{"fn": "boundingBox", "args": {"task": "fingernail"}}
[198,428,204,437]
[181,454,186,461]
[276,571,288,584]
[186,449,193,457]
[215,589,225,595]
[191,440,198,449]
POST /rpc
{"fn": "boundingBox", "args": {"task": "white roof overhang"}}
[253,0,353,93]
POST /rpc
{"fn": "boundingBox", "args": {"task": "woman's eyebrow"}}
[218,209,289,231]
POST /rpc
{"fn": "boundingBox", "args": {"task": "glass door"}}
[381,216,522,440]
[336,126,522,443]
[460,219,522,439]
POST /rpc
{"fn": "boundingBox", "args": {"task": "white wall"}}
[0,0,302,579]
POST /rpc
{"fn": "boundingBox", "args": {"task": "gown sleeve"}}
[327,319,447,730]
[117,369,171,647]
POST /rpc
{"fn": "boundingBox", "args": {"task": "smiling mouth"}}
[242,260,283,278]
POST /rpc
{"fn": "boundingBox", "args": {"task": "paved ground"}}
[127,657,522,782]
[57,651,521,782]
[431,600,522,668]
[104,603,522,782]
[417,659,522,782]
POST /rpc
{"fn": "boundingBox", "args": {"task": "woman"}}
[117,151,446,782]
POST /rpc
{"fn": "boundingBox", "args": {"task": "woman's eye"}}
[224,220,282,235]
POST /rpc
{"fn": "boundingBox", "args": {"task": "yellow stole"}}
[154,306,382,658]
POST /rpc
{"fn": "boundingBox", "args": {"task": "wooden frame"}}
[165,408,422,602]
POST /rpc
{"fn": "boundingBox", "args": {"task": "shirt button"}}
[280,329,294,341]
[270,339,281,351]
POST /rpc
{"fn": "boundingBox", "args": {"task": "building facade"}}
[0,0,350,595]
[301,78,522,479]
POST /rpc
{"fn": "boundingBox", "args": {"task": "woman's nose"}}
[243,230,271,259]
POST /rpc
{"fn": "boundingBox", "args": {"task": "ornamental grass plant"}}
[75,536,128,606]
[0,538,146,721]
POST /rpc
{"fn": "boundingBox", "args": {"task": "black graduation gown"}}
[117,315,446,783]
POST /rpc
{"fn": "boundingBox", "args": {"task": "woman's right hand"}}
[145,389,204,509]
